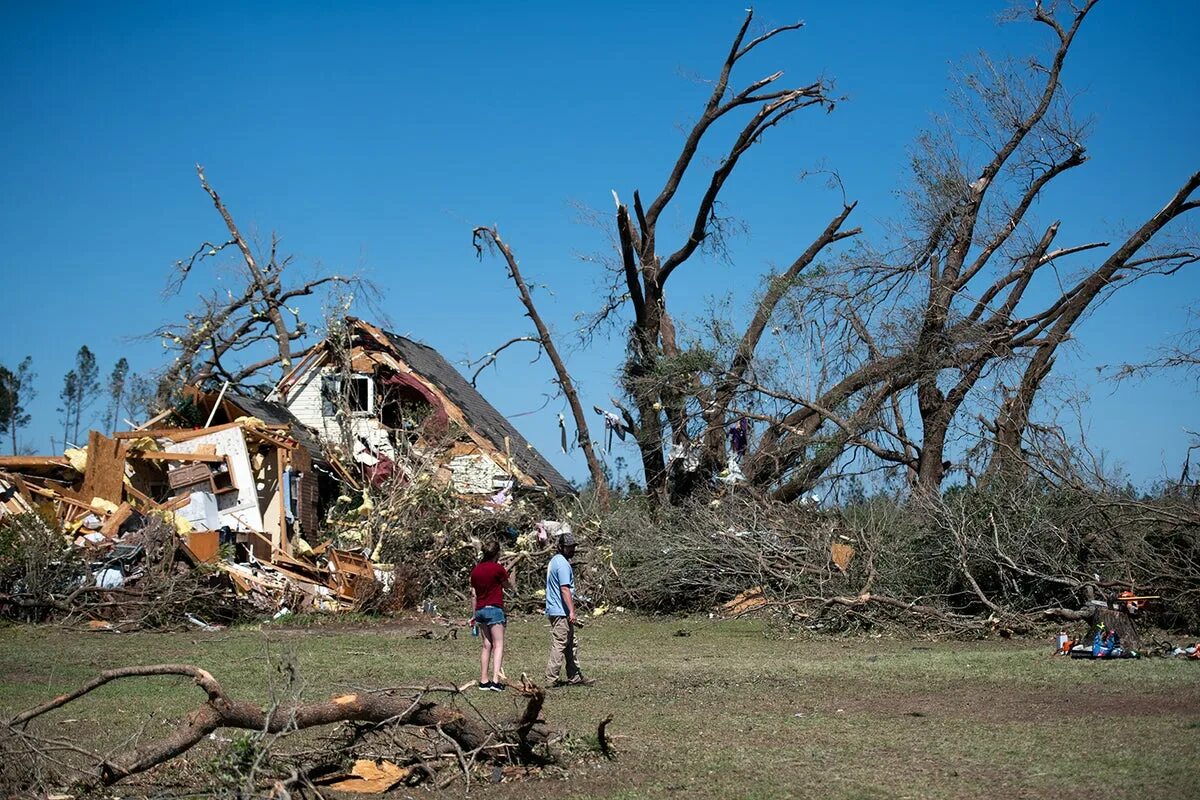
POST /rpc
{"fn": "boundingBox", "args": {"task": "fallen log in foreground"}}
[5,664,550,790]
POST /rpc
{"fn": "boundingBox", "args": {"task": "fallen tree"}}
[594,475,1200,634]
[4,664,556,794]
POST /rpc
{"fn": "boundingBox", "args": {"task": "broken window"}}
[322,374,374,416]
[377,371,440,442]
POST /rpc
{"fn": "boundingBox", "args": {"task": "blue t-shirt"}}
[545,553,574,617]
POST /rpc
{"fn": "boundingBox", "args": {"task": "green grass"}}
[2,616,1197,798]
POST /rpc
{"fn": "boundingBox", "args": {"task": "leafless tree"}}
[1106,300,1200,384]
[5,665,555,793]
[473,226,610,503]
[477,4,1196,503]
[153,166,370,399]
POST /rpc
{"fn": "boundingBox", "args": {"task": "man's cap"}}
[559,532,577,547]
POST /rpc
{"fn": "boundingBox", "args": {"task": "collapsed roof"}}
[275,317,575,496]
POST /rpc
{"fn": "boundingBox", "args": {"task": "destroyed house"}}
[272,318,574,497]
[0,389,327,562]
[0,390,384,613]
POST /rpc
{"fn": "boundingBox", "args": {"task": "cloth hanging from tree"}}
[728,417,750,457]
[717,456,744,484]
[593,406,629,450]
[667,438,700,473]
[558,413,569,454]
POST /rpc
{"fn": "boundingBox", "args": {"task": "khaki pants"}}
[545,616,581,683]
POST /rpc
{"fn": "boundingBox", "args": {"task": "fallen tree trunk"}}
[6,664,548,789]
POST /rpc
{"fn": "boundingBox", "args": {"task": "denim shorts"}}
[475,605,506,627]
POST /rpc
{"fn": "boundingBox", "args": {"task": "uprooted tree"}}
[477,2,1198,503]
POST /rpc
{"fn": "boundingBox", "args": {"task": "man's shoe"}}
[487,682,506,692]
[566,675,596,687]
[477,681,493,691]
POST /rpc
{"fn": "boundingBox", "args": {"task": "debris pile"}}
[3,664,595,796]
[1,341,583,627]
[0,406,382,624]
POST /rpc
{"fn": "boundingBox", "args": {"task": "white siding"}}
[283,364,502,495]
[446,453,508,494]
[285,365,332,435]
[166,427,264,532]
[283,366,397,459]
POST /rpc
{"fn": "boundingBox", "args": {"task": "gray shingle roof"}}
[225,392,329,467]
[378,330,575,495]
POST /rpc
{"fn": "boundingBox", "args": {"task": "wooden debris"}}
[314,759,413,793]
[723,586,767,615]
[78,432,128,507]
[185,530,220,563]
[831,541,855,573]
[5,664,556,790]
[99,502,135,538]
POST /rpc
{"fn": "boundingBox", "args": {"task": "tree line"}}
[0,350,153,454]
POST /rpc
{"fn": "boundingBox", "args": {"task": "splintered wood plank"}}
[123,483,164,511]
[275,447,289,555]
[99,502,135,538]
[133,408,175,430]
[0,455,72,468]
[114,422,243,441]
[79,432,128,506]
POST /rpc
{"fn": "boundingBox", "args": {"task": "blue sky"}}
[1,1,1196,488]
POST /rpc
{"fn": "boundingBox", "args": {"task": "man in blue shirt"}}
[545,532,594,686]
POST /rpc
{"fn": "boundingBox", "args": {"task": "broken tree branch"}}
[6,665,554,789]
[473,226,609,504]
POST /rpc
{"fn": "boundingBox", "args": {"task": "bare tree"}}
[472,226,609,504]
[6,665,555,792]
[1106,300,1200,384]
[731,1,1198,498]
[154,165,368,398]
[530,3,1197,502]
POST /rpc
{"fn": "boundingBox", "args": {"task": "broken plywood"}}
[79,431,128,507]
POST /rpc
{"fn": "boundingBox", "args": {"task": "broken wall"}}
[287,365,398,460]
[166,427,264,532]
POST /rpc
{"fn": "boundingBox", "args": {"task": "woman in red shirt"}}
[470,538,514,691]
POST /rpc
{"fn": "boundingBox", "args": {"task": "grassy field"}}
[1,614,1197,799]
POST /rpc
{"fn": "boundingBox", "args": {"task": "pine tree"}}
[56,347,105,447]
[59,369,79,449]
[1,357,36,454]
[105,357,130,432]
[0,367,12,439]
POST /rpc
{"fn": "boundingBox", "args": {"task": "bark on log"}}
[5,665,549,789]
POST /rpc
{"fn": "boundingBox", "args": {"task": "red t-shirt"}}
[470,560,509,610]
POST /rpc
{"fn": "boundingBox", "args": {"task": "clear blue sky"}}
[1,1,1196,488]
